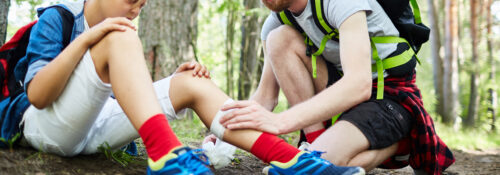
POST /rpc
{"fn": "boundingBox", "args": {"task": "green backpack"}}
[275,0,430,100]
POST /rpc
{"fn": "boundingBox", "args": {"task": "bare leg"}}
[347,143,398,171]
[266,25,329,133]
[88,29,279,155]
[309,120,397,171]
[90,29,163,130]
[168,72,260,151]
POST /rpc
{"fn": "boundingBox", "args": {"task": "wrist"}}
[76,32,92,48]
[275,112,296,135]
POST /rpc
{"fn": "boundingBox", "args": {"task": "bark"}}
[465,0,480,128]
[139,0,198,80]
[427,0,445,118]
[486,0,496,131]
[139,0,198,119]
[226,1,237,98]
[238,0,263,100]
[442,0,459,125]
[0,0,10,46]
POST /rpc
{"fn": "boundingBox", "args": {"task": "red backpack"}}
[0,6,74,101]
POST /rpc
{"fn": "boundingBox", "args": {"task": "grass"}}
[169,112,207,144]
[0,133,21,152]
[97,142,146,167]
[435,122,500,150]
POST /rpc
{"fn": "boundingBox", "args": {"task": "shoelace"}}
[302,149,327,159]
[308,150,326,158]
[177,149,211,174]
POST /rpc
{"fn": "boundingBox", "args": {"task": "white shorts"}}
[22,50,181,157]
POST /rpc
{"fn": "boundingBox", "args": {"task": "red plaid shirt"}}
[377,71,455,175]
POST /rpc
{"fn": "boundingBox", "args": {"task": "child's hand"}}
[175,61,211,78]
[81,17,137,46]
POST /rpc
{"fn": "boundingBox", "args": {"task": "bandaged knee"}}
[210,99,235,139]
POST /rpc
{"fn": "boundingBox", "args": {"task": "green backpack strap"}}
[309,0,339,78]
[410,0,422,25]
[276,10,304,33]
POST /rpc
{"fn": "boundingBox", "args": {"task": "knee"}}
[171,70,213,92]
[99,29,141,49]
[331,158,349,167]
[266,25,304,62]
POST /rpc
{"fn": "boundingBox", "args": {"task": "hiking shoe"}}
[263,151,365,175]
[147,146,213,175]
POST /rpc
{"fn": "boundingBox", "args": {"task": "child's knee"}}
[101,29,141,46]
[171,71,213,92]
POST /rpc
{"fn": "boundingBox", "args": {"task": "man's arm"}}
[278,11,372,133]
[249,41,280,111]
[220,11,372,135]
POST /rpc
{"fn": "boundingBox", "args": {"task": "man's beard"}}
[261,0,293,12]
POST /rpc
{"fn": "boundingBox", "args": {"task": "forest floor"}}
[1,139,499,175]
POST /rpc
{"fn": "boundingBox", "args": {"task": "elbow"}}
[29,97,49,109]
[27,90,50,109]
[359,82,372,102]
[348,74,372,103]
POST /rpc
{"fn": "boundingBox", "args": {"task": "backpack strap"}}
[310,0,339,42]
[409,0,422,25]
[53,6,75,49]
[276,10,304,34]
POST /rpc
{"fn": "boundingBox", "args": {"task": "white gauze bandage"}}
[210,99,235,139]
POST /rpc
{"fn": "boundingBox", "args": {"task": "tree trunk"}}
[139,0,198,119]
[226,1,238,98]
[427,0,445,118]
[465,0,480,128]
[442,0,459,125]
[0,0,10,46]
[139,0,198,80]
[238,0,263,100]
[486,0,496,131]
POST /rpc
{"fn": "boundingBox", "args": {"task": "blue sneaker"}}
[147,146,213,175]
[263,151,365,175]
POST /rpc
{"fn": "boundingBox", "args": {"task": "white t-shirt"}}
[261,0,400,78]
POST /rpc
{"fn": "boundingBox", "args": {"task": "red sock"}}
[250,132,301,163]
[138,114,182,161]
[305,128,325,143]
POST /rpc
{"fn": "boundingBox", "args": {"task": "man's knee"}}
[266,25,304,59]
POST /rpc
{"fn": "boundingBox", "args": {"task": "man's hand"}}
[175,61,211,78]
[81,17,137,47]
[219,100,286,135]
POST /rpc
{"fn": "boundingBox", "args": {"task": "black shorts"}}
[326,62,414,149]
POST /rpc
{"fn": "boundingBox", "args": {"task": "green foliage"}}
[97,142,145,167]
[435,122,500,150]
[25,150,44,163]
[0,132,21,152]
[169,115,206,144]
[14,0,44,21]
